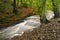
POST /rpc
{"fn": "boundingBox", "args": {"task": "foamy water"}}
[0,15,41,39]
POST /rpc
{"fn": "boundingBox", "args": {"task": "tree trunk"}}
[13,0,17,14]
[40,0,48,23]
[52,0,59,18]
[21,0,23,4]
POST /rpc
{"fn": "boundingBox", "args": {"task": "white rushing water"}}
[0,15,41,39]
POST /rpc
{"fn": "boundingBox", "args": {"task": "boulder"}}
[45,10,55,20]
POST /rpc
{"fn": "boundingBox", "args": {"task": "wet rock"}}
[45,10,55,20]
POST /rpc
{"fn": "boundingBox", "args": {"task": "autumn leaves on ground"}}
[0,0,60,28]
[0,7,34,28]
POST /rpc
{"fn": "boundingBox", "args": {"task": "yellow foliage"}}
[33,1,36,3]
[26,2,30,4]
[18,2,22,7]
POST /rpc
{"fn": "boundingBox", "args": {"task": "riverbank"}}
[10,18,60,40]
[0,12,34,28]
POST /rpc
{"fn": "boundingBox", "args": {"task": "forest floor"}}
[10,18,60,40]
[0,7,34,28]
[0,13,33,28]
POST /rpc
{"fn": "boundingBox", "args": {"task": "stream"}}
[0,15,41,39]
